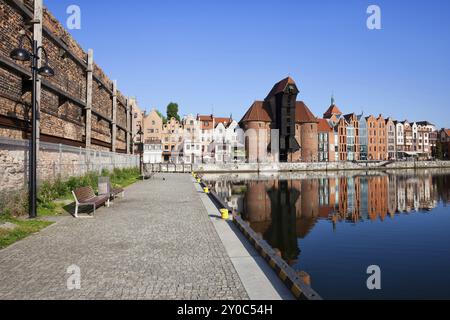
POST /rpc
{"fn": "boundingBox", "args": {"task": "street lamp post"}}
[10,34,55,219]
[137,124,144,177]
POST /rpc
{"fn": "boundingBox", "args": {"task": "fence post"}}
[58,143,62,178]
[79,146,83,175]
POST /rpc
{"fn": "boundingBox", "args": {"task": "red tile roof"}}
[445,129,450,137]
[240,101,272,123]
[323,104,342,118]
[265,77,297,100]
[215,117,232,124]
[296,101,318,123]
[317,119,332,132]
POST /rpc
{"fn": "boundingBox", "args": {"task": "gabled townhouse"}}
[440,128,450,159]
[142,108,164,164]
[385,117,396,160]
[395,121,405,158]
[403,121,414,153]
[162,117,184,163]
[366,115,387,161]
[182,115,202,164]
[343,113,360,161]
[358,115,368,161]
[212,120,244,163]
[323,99,346,161]
[317,119,334,162]
[416,121,436,156]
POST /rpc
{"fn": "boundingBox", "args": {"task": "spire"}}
[331,93,335,106]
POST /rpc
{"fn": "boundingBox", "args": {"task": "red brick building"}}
[240,77,318,163]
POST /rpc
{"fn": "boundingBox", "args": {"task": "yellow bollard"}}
[203,187,209,194]
[220,209,229,220]
[197,178,201,183]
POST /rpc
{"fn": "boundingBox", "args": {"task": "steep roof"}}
[323,104,342,118]
[265,77,297,100]
[296,101,318,123]
[197,115,213,121]
[240,101,272,123]
[214,117,232,128]
[416,121,434,126]
[317,118,333,132]
[444,129,450,137]
[344,113,357,122]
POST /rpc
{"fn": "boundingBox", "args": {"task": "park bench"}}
[72,186,110,218]
[98,177,125,202]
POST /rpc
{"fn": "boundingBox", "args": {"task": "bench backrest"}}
[98,177,111,196]
[73,186,96,202]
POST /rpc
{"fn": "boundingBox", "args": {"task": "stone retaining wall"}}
[0,137,139,193]
[194,161,450,173]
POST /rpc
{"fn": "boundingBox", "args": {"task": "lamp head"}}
[10,48,31,61]
[38,65,55,77]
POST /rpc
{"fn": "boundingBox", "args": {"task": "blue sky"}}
[45,0,450,128]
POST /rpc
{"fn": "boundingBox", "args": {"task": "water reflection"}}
[208,170,450,266]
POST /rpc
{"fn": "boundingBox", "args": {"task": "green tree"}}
[434,140,444,160]
[166,102,180,122]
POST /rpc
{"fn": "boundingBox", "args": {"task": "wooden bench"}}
[72,187,110,218]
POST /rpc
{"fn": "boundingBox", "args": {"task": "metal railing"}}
[0,137,139,192]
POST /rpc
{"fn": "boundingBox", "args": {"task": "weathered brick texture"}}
[0,0,138,153]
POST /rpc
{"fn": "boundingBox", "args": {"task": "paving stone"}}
[0,174,249,300]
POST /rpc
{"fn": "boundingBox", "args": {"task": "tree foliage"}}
[166,102,180,122]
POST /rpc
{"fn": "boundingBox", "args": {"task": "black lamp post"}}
[10,34,55,219]
[137,124,144,177]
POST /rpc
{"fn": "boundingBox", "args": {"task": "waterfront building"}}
[366,115,387,161]
[212,120,245,163]
[416,121,436,157]
[197,114,234,163]
[162,117,184,163]
[143,108,163,144]
[317,119,334,162]
[358,114,368,160]
[323,98,350,161]
[385,117,396,160]
[440,129,450,159]
[240,77,318,163]
[143,140,163,164]
[403,121,414,153]
[182,115,202,164]
[343,113,360,161]
[131,98,145,150]
[395,121,405,158]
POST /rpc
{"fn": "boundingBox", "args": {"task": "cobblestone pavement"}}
[0,174,249,300]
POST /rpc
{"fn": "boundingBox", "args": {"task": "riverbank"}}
[0,174,283,300]
[194,160,450,173]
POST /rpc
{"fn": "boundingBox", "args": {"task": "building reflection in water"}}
[211,172,450,265]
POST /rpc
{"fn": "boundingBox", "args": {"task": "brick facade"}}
[0,0,141,153]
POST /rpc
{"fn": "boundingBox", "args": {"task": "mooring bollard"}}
[298,271,311,286]
[274,248,282,258]
[203,187,209,194]
[220,208,229,220]
[197,178,201,183]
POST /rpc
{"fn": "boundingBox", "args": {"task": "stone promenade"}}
[0,174,248,300]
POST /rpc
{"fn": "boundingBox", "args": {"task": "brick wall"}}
[0,0,141,153]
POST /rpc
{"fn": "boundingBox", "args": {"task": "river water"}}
[204,169,450,300]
